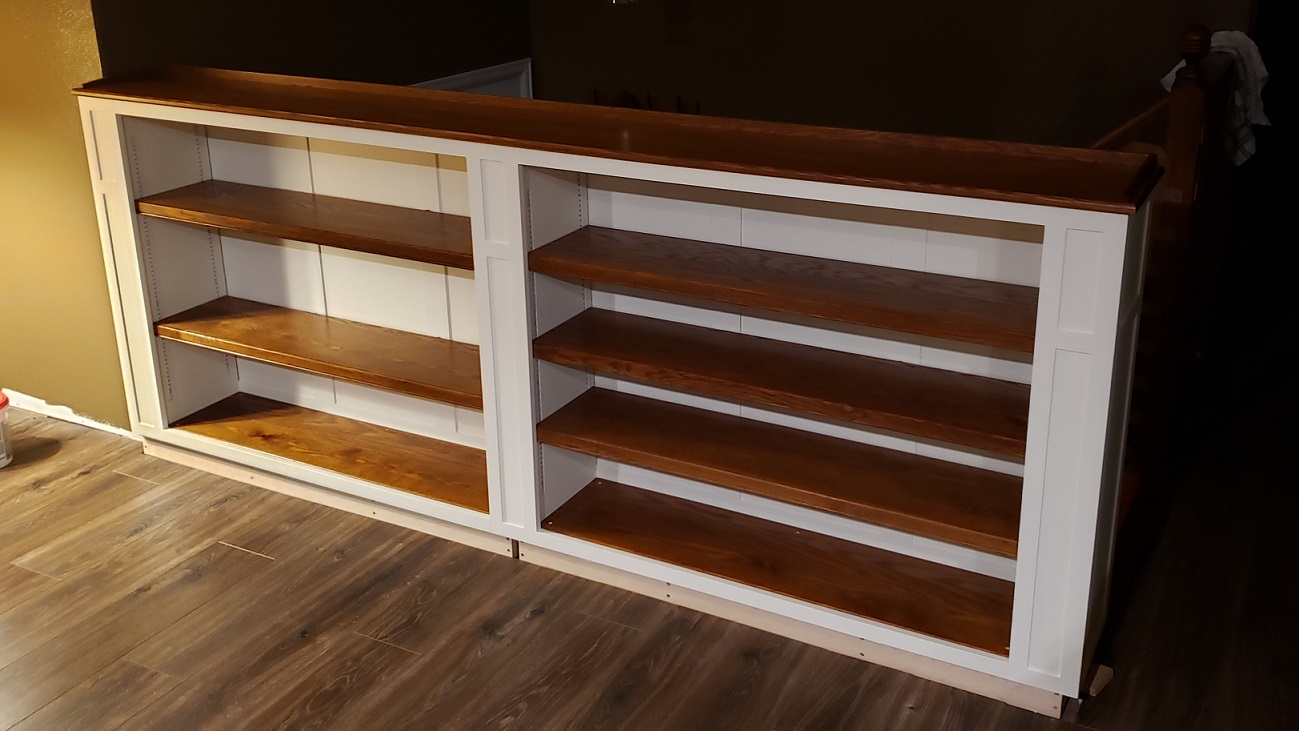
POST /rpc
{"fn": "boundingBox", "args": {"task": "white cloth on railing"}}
[1162,30,1271,165]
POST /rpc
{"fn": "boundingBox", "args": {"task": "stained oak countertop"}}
[77,66,1160,214]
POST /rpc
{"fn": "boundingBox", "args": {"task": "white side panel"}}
[206,128,313,192]
[121,117,210,197]
[137,218,227,320]
[320,247,450,337]
[157,341,237,422]
[539,445,596,518]
[220,235,326,313]
[524,168,585,249]
[308,139,441,209]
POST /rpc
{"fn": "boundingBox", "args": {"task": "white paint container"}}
[0,392,12,468]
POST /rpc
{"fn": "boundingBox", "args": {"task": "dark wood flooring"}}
[0,374,1292,730]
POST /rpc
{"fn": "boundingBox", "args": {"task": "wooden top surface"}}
[79,66,1159,214]
[544,479,1014,654]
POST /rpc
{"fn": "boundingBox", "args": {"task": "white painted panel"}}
[587,175,742,244]
[220,235,326,313]
[308,138,441,210]
[524,168,584,248]
[122,117,209,197]
[532,275,587,336]
[334,381,478,448]
[157,340,238,422]
[446,267,479,344]
[742,315,923,367]
[594,290,741,332]
[539,444,596,518]
[237,358,337,412]
[481,160,518,246]
[1056,230,1104,335]
[1027,350,1091,677]
[320,247,450,337]
[925,231,1043,287]
[592,376,743,417]
[455,407,486,441]
[206,128,313,192]
[741,204,925,268]
[437,155,471,216]
[919,342,1033,384]
[138,218,226,320]
[538,362,591,421]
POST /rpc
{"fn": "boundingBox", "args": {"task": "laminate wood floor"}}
[0,388,1291,729]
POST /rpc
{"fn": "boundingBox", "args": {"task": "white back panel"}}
[320,247,450,338]
[308,139,441,209]
[587,175,743,244]
[206,128,312,191]
[220,235,326,313]
[436,155,471,216]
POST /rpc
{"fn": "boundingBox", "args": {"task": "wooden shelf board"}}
[537,389,1021,556]
[531,226,1038,353]
[156,297,482,409]
[79,66,1159,214]
[173,393,488,513]
[136,180,474,270]
[543,479,1014,655]
[533,309,1030,458]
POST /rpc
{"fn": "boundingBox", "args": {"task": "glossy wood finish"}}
[155,297,482,408]
[136,180,474,269]
[534,309,1031,457]
[531,226,1039,352]
[538,388,1021,556]
[543,479,1013,654]
[79,66,1160,214]
[172,393,487,512]
[3,393,1291,730]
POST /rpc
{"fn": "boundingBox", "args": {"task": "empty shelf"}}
[137,180,474,269]
[173,393,487,512]
[156,297,482,409]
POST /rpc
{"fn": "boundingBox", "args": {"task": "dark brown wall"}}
[530,0,1252,144]
[91,0,531,85]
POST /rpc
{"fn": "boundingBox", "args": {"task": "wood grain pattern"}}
[172,393,488,512]
[531,226,1039,352]
[79,66,1160,214]
[543,479,1014,654]
[533,309,1031,457]
[155,296,483,408]
[136,179,474,269]
[537,388,1021,556]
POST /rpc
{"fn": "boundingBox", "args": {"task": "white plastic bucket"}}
[0,392,12,468]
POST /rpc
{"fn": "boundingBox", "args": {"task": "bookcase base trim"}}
[517,543,1065,718]
[142,439,514,557]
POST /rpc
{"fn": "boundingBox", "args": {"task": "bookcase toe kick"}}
[79,68,1154,713]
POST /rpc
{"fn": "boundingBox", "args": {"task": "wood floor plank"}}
[0,544,269,729]
[0,564,58,616]
[0,478,279,669]
[534,308,1031,457]
[155,296,483,408]
[538,388,1022,556]
[174,393,489,512]
[530,225,1039,352]
[126,510,420,680]
[136,179,476,269]
[5,660,182,731]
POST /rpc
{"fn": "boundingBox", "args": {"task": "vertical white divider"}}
[1010,207,1142,696]
[468,157,537,535]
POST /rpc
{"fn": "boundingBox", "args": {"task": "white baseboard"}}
[1,389,138,440]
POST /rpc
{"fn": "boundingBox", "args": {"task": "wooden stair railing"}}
[1093,25,1237,516]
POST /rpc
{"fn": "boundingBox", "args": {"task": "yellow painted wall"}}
[0,0,129,427]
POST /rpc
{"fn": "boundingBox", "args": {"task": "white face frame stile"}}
[78,92,1151,714]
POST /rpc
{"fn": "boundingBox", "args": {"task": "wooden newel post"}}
[1164,25,1212,204]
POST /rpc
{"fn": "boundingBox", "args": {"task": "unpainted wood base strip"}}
[142,439,512,557]
[518,542,1064,718]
